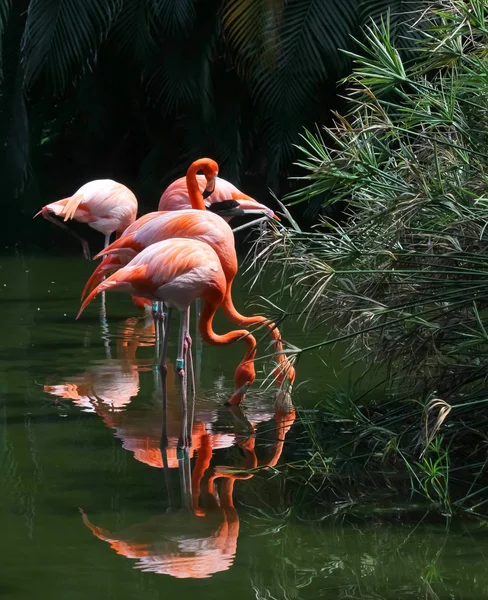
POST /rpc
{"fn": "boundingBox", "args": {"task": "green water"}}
[2,254,488,599]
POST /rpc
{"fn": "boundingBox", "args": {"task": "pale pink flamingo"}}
[35,179,138,259]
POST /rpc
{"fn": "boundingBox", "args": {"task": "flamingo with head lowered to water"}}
[77,238,258,448]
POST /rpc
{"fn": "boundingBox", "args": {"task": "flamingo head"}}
[226,355,256,407]
[200,159,219,195]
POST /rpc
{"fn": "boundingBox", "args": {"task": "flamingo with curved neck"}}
[159,158,277,221]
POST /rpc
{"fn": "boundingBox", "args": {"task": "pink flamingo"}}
[35,179,138,259]
[159,158,277,223]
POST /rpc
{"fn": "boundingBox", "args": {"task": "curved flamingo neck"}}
[199,298,256,359]
[186,160,210,211]
[265,408,296,468]
[222,288,295,384]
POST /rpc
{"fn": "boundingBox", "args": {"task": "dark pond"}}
[1,254,488,599]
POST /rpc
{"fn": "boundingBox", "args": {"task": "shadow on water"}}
[2,255,488,599]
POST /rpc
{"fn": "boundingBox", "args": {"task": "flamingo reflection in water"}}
[44,316,156,412]
[44,311,295,578]
[79,399,295,578]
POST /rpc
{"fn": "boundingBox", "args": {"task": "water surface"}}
[1,254,488,600]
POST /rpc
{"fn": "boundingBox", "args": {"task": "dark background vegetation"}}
[0,0,415,250]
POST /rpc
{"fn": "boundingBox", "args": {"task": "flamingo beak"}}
[225,383,250,407]
[207,200,245,218]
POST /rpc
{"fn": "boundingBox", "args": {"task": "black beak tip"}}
[208,199,244,218]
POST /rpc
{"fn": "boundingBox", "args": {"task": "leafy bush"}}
[253,0,488,514]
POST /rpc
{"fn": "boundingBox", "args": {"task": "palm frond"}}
[109,0,156,64]
[152,0,196,35]
[223,0,284,70]
[251,0,357,112]
[0,0,12,81]
[21,0,120,92]
[359,1,426,46]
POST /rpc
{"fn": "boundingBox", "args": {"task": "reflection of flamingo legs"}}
[79,402,296,578]
[178,455,192,510]
[160,361,173,510]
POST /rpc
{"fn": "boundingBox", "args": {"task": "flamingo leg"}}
[185,323,195,443]
[152,301,166,349]
[176,307,190,452]
[40,207,91,260]
[160,303,166,338]
[159,305,172,383]
[100,234,111,319]
[194,298,203,389]
[154,314,160,360]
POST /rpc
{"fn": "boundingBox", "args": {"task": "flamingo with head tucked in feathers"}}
[34,179,138,259]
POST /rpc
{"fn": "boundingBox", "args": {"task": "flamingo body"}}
[41,179,138,236]
[158,174,275,220]
[83,210,237,299]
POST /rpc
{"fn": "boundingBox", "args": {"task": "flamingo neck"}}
[222,288,295,383]
[265,408,296,468]
[186,161,208,211]
[199,298,256,358]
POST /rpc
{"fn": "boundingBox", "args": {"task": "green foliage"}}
[252,0,488,513]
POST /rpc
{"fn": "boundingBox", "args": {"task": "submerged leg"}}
[176,307,190,452]
[39,207,91,260]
